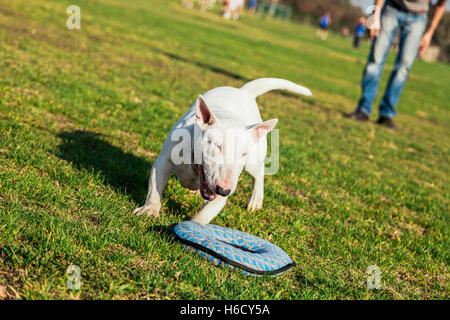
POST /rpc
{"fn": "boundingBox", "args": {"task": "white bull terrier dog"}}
[134,78,312,224]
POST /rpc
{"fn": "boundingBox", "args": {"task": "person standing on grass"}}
[316,12,332,40]
[345,0,447,130]
[353,17,367,49]
[248,0,258,15]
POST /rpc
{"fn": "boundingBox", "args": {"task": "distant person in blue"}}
[345,0,447,130]
[316,12,332,40]
[353,17,367,49]
[248,0,257,15]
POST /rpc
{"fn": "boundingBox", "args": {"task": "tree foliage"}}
[292,0,364,31]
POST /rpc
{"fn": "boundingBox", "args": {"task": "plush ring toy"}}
[170,221,294,276]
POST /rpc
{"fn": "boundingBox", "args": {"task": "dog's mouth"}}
[198,165,217,201]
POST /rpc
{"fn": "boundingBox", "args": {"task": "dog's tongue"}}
[199,166,217,201]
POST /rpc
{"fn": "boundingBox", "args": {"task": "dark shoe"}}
[376,116,398,131]
[344,110,369,121]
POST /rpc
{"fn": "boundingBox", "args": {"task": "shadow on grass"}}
[56,130,150,204]
[154,48,249,81]
[152,49,341,114]
[146,224,174,240]
[55,130,193,220]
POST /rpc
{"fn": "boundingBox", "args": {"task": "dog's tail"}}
[240,78,312,98]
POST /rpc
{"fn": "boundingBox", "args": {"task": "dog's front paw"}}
[246,194,263,211]
[134,205,160,218]
[190,216,208,225]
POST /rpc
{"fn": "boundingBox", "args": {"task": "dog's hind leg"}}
[191,196,228,225]
[134,155,172,217]
[245,162,265,211]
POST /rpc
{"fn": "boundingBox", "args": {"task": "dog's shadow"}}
[55,130,191,219]
[56,130,190,218]
[56,130,152,204]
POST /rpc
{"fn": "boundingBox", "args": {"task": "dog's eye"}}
[215,144,222,151]
[242,152,247,157]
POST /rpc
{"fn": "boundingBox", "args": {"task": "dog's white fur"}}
[134,78,312,224]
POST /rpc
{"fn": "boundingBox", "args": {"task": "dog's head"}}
[194,95,277,201]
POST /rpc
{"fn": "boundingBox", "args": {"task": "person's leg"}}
[356,5,400,116]
[354,35,361,49]
[379,13,427,119]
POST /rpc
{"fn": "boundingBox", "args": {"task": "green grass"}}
[0,0,449,299]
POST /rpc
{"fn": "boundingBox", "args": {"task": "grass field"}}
[0,0,449,299]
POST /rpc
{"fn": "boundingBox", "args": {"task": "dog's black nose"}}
[216,186,231,197]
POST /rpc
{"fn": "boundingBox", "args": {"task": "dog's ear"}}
[249,119,278,142]
[195,95,216,129]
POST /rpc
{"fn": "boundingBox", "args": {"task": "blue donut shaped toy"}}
[171,221,294,276]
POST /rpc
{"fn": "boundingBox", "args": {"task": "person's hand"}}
[418,31,432,57]
[368,8,381,39]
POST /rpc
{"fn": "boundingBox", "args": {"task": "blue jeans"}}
[357,1,427,118]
